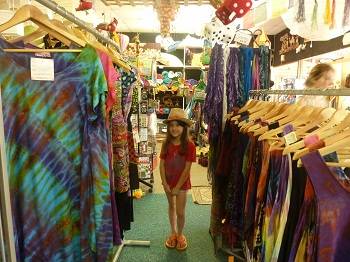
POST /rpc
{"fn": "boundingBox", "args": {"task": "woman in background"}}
[297,63,335,108]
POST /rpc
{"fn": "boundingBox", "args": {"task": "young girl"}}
[159,108,196,251]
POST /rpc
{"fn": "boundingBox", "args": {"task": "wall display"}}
[273,28,350,66]
[139,114,148,128]
[139,128,148,142]
[282,0,350,41]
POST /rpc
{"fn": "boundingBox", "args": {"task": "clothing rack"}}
[0,2,149,261]
[34,0,121,53]
[249,88,350,97]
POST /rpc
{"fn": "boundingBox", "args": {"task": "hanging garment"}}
[252,141,271,260]
[0,41,114,261]
[301,151,350,262]
[259,46,270,90]
[243,136,262,250]
[203,44,224,144]
[239,47,254,104]
[226,48,240,110]
[97,50,122,245]
[112,80,130,193]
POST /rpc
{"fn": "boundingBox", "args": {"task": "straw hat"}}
[163,108,192,127]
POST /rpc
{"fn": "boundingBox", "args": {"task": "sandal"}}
[165,234,177,249]
[176,235,188,251]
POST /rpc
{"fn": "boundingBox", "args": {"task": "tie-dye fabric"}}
[0,41,114,261]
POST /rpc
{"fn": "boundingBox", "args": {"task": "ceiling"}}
[102,0,211,5]
[109,4,216,33]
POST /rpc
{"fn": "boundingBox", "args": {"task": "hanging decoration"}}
[311,0,319,30]
[324,0,332,25]
[154,0,179,37]
[283,0,350,41]
[215,0,253,25]
[75,0,93,11]
[294,0,314,24]
[330,0,336,28]
[96,18,118,33]
[343,0,350,27]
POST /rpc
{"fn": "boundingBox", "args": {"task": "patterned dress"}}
[0,42,114,261]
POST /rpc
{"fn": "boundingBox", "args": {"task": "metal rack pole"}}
[0,90,17,262]
[249,88,350,96]
[34,0,121,53]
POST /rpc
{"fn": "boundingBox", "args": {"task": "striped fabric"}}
[0,41,114,261]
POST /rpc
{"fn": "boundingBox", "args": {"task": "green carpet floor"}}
[118,193,228,262]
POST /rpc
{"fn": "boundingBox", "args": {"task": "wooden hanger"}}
[0,5,85,51]
[238,102,276,128]
[231,100,263,122]
[294,126,350,161]
[296,132,350,167]
[243,103,287,133]
[283,109,349,155]
[270,107,336,150]
[249,103,290,135]
[257,105,308,141]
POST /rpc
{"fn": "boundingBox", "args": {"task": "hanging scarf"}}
[296,0,306,22]
[289,0,295,8]
[324,0,332,25]
[252,53,260,91]
[330,0,336,28]
[226,48,240,112]
[259,46,270,90]
[203,44,224,145]
[311,0,319,30]
[343,0,350,27]
[239,47,254,105]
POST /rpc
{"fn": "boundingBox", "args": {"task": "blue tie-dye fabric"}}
[0,40,114,261]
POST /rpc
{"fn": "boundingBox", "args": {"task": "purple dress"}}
[301,151,350,261]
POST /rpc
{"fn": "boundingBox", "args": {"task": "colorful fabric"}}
[112,80,130,193]
[0,42,114,261]
[226,48,241,110]
[203,44,224,144]
[120,69,137,120]
[160,141,196,190]
[97,50,119,116]
[239,47,254,104]
[301,151,350,262]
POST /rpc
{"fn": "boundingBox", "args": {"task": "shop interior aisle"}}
[118,141,225,261]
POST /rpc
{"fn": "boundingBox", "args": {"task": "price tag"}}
[284,131,298,145]
[30,57,54,81]
[234,31,253,46]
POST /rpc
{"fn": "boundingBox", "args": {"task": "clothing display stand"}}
[112,240,151,261]
[249,88,350,97]
[0,1,151,260]
[34,0,121,52]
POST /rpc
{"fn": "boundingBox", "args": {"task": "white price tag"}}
[234,31,253,46]
[284,132,298,145]
[30,57,55,81]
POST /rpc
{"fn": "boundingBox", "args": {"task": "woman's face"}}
[314,70,335,88]
[168,121,184,139]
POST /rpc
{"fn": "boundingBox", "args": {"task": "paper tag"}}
[30,57,54,81]
[284,131,298,145]
[234,31,253,46]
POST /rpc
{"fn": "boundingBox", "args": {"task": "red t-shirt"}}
[160,141,196,190]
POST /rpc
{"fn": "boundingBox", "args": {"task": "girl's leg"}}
[166,192,177,235]
[175,191,187,236]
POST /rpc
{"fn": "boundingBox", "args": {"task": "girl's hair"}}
[305,63,334,87]
[162,121,189,156]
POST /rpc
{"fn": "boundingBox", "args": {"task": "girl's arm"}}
[172,161,192,195]
[160,159,171,193]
